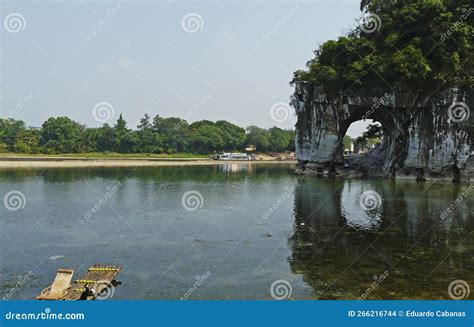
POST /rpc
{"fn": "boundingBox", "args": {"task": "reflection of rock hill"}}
[293,83,473,182]
[289,180,474,299]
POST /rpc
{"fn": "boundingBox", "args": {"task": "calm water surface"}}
[1,164,473,299]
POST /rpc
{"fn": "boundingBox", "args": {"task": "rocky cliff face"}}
[293,82,473,182]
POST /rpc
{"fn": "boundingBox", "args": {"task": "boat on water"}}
[214,152,255,161]
[37,264,121,300]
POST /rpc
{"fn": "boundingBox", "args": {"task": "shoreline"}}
[0,157,296,169]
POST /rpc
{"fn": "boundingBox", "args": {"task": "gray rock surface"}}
[293,81,473,182]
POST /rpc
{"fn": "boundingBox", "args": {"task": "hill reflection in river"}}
[290,178,473,299]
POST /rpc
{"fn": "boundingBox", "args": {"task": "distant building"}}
[245,145,256,152]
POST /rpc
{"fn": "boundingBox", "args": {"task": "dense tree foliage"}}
[0,115,295,155]
[342,135,353,151]
[354,123,383,151]
[245,126,270,152]
[0,119,39,153]
[292,0,473,97]
[41,117,85,153]
[269,127,295,152]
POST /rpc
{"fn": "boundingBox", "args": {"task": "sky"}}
[1,0,371,137]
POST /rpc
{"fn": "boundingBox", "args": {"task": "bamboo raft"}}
[37,264,122,300]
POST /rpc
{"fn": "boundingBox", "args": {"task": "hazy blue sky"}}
[1,0,370,136]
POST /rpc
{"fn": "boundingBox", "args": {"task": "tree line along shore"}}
[0,115,295,156]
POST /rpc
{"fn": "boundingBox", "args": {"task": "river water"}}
[1,163,473,300]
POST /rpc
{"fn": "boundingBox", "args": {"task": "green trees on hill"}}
[292,0,473,97]
[0,115,295,155]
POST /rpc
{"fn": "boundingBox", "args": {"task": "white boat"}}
[216,153,254,161]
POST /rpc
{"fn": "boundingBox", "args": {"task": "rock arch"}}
[293,82,473,182]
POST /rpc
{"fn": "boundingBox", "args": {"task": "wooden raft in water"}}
[37,264,121,300]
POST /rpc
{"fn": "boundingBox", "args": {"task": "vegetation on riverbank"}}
[0,115,295,155]
[0,152,209,159]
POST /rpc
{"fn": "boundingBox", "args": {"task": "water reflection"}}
[0,165,472,300]
[340,182,382,231]
[290,179,474,299]
[219,163,252,174]
[0,163,293,183]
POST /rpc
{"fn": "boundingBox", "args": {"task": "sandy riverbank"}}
[0,157,296,169]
